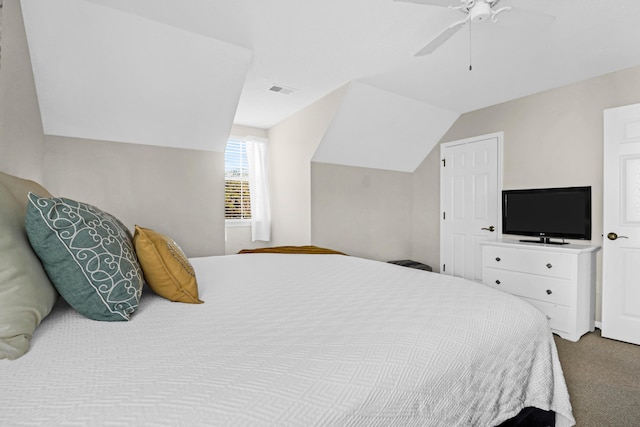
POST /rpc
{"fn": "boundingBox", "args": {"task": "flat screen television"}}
[502,186,592,244]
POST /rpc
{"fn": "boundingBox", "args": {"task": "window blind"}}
[224,139,251,219]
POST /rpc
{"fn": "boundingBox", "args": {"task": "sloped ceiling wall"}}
[20,0,456,170]
[312,82,459,172]
[21,0,252,152]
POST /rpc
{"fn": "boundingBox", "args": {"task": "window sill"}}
[225,219,251,227]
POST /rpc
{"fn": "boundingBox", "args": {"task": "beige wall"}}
[42,136,224,257]
[412,65,640,321]
[265,85,347,247]
[311,162,413,261]
[230,124,267,140]
[0,0,44,182]
[0,0,225,257]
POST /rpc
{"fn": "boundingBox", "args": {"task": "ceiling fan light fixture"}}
[396,0,540,57]
[470,1,491,22]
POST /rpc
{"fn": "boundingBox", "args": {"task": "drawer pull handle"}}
[546,263,552,269]
[546,289,552,295]
[495,257,501,262]
[495,280,501,285]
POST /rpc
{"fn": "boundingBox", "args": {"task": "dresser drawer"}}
[483,246,573,279]
[483,268,572,306]
[523,298,572,334]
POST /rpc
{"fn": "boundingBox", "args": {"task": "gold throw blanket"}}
[238,245,347,255]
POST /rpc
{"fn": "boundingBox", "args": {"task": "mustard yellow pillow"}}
[133,226,203,304]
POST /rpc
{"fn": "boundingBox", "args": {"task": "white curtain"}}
[245,137,271,242]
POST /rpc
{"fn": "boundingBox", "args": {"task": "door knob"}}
[481,226,495,232]
[607,232,629,240]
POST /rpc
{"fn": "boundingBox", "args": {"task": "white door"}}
[602,103,640,345]
[440,133,502,282]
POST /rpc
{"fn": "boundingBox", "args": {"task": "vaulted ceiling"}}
[20,0,640,171]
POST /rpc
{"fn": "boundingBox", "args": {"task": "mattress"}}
[0,254,574,426]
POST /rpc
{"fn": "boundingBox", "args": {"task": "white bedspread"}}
[0,254,574,426]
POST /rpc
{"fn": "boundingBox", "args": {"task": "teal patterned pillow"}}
[25,193,143,321]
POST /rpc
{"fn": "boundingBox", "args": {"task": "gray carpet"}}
[554,329,640,426]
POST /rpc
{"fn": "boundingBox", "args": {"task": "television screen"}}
[502,186,591,243]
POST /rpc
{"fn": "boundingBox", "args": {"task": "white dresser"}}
[480,240,600,342]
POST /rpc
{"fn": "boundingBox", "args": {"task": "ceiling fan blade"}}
[415,17,469,56]
[393,0,459,7]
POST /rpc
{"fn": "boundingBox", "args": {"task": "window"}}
[224,139,251,220]
[224,136,271,241]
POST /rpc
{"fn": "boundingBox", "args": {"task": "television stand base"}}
[519,237,569,245]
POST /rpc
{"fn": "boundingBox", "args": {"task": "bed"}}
[0,171,575,426]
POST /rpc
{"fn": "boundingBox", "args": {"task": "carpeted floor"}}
[553,329,640,427]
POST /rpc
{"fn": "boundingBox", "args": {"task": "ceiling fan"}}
[395,0,551,56]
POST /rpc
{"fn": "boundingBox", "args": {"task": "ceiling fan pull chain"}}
[468,20,473,71]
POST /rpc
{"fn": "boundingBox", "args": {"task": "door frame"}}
[440,132,504,280]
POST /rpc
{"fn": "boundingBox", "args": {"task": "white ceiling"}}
[20,0,640,170]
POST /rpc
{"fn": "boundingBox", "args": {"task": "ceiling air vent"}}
[268,84,296,95]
